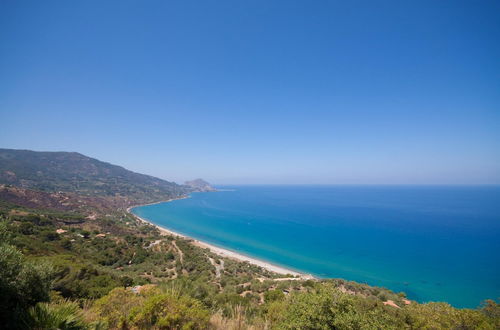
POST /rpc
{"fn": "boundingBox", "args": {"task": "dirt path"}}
[172,240,184,264]
[146,239,162,249]
[208,256,225,278]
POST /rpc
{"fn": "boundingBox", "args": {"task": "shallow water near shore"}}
[132,185,500,308]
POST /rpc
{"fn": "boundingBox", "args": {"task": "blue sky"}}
[1,0,499,184]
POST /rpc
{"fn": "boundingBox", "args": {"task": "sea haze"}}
[132,185,500,308]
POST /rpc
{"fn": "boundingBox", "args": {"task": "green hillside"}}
[0,149,187,203]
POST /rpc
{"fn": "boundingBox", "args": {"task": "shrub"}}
[264,289,285,303]
[27,300,88,330]
[130,293,210,329]
[92,287,141,329]
[275,285,397,329]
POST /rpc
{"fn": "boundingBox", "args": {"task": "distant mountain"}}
[184,178,216,192]
[0,148,187,204]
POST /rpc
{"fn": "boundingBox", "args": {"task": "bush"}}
[19,222,35,235]
[264,289,285,303]
[120,276,134,288]
[275,285,395,329]
[27,300,88,330]
[43,231,60,242]
[92,287,141,329]
[130,293,210,329]
[92,286,210,329]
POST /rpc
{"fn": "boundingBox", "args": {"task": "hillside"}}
[0,184,122,214]
[1,186,498,329]
[0,149,188,204]
[0,148,498,329]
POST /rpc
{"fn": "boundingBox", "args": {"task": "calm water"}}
[132,185,500,308]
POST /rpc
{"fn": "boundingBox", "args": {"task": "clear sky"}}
[1,1,499,184]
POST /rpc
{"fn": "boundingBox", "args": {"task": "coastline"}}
[127,197,311,278]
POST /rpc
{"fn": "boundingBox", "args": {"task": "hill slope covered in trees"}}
[0,149,203,204]
[0,148,498,329]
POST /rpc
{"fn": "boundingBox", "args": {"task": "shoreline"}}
[127,197,312,278]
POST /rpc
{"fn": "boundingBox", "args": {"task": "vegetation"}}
[0,149,190,203]
[0,199,498,329]
[0,149,498,329]
[27,300,93,330]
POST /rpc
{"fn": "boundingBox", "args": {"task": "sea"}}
[131,185,500,308]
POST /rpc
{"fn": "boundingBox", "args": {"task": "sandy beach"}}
[127,198,310,278]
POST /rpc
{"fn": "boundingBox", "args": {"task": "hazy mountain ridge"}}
[0,149,211,204]
[184,178,217,192]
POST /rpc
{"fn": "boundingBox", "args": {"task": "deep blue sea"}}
[132,185,500,308]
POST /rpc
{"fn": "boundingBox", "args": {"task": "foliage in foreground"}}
[0,202,499,329]
[90,286,210,329]
[27,300,90,330]
[273,286,500,330]
[0,224,54,329]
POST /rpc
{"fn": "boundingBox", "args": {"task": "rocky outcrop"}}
[184,179,216,192]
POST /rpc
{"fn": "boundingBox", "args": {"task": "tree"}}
[120,276,134,288]
[0,243,54,329]
[19,222,35,235]
[0,220,11,242]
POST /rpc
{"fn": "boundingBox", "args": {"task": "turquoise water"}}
[132,185,500,308]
